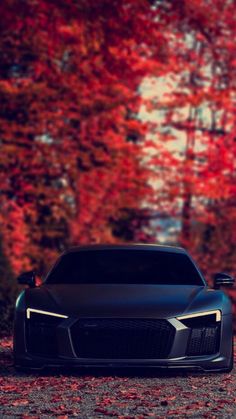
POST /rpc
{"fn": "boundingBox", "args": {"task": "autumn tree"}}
[0,0,169,274]
[142,1,236,281]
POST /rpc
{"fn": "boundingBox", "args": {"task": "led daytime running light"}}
[177,310,221,322]
[26,308,68,320]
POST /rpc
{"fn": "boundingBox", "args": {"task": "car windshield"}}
[46,249,204,285]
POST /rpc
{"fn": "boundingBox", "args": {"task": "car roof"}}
[63,244,187,255]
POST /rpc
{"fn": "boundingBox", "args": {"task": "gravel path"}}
[0,338,235,418]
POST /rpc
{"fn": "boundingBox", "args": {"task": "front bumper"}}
[14,312,233,372]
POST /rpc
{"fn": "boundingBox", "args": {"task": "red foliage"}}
[140,0,236,309]
[0,1,235,318]
[0,0,165,272]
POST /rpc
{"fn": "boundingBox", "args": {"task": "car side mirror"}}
[17,270,36,288]
[213,272,234,289]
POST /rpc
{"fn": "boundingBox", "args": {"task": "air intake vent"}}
[186,324,220,356]
[26,313,62,357]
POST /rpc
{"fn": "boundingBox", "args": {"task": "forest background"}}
[0,0,236,334]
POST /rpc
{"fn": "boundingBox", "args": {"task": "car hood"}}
[26,283,230,318]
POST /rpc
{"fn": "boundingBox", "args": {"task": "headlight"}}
[177,310,221,323]
[26,308,68,319]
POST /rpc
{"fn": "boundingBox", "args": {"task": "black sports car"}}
[14,244,234,372]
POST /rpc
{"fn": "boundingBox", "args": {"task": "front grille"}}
[26,313,62,357]
[71,318,175,359]
[186,324,221,356]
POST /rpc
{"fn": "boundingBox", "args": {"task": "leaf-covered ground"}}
[0,338,235,418]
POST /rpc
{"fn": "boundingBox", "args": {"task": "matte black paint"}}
[13,244,234,372]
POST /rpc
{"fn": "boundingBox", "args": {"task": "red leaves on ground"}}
[1,338,235,417]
